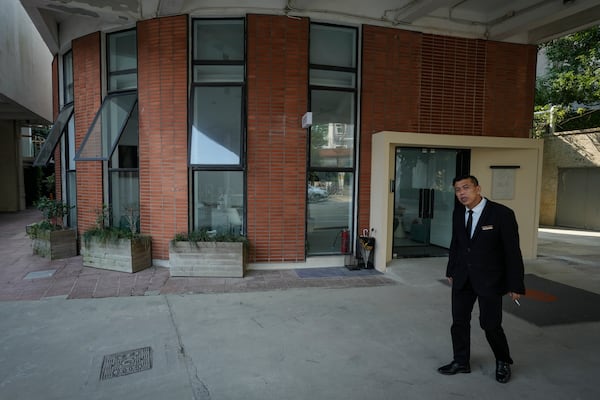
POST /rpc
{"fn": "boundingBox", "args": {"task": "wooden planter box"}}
[169,241,246,278]
[82,236,152,273]
[30,228,78,260]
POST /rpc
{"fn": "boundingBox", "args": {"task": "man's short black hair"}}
[452,174,479,186]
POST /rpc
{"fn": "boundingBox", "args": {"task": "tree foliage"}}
[536,26,600,107]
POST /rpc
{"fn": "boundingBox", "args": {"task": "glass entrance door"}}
[392,147,465,258]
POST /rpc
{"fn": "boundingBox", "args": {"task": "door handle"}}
[418,188,424,218]
[429,189,435,219]
[418,189,435,219]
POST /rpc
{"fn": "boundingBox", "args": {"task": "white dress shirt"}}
[465,197,487,238]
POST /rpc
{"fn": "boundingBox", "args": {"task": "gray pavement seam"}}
[165,295,211,400]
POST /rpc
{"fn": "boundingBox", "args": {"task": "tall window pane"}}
[63,51,73,104]
[108,30,137,92]
[310,90,355,168]
[110,171,140,231]
[307,171,354,255]
[191,18,245,234]
[308,23,357,256]
[66,171,77,227]
[193,20,244,61]
[65,112,77,227]
[191,86,242,165]
[75,92,137,160]
[193,171,244,235]
[67,115,76,170]
[310,24,356,68]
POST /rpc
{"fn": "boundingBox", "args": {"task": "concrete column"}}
[0,120,25,211]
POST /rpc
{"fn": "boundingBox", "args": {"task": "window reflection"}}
[190,86,242,165]
[194,171,243,235]
[307,172,353,255]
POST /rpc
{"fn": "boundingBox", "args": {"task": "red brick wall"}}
[72,32,102,233]
[51,55,62,201]
[484,41,537,137]
[359,25,537,233]
[247,15,309,262]
[359,26,421,233]
[137,15,189,260]
[420,34,486,135]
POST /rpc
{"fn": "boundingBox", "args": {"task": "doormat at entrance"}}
[503,274,600,326]
[295,267,382,279]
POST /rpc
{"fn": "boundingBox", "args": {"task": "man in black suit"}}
[438,175,525,383]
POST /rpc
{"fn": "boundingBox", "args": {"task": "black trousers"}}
[450,279,513,365]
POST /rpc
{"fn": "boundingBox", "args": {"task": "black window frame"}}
[74,91,138,162]
[63,50,74,105]
[33,104,74,167]
[306,22,359,256]
[189,17,247,234]
[106,28,138,94]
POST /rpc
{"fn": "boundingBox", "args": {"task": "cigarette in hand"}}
[514,298,520,306]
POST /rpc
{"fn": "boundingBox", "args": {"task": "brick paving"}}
[0,209,395,301]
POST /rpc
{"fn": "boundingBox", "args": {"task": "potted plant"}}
[81,205,152,273]
[169,229,247,277]
[26,197,77,260]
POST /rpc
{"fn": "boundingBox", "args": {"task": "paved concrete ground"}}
[0,210,599,399]
[0,209,394,301]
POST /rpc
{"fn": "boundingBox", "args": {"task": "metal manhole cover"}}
[100,346,152,381]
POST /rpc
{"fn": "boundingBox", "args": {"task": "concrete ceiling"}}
[0,94,48,124]
[20,0,600,54]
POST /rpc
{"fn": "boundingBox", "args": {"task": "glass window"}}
[310,24,356,68]
[110,170,140,231]
[33,104,74,167]
[191,18,246,234]
[307,171,354,255]
[66,114,76,170]
[63,51,73,104]
[310,69,355,88]
[75,92,137,161]
[66,171,77,227]
[193,65,244,83]
[193,19,244,61]
[193,171,244,235]
[107,30,137,92]
[109,73,137,92]
[64,112,77,227]
[110,105,138,168]
[310,90,355,168]
[108,104,139,231]
[307,23,357,256]
[190,86,242,165]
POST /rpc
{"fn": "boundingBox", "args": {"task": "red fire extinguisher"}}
[341,229,350,254]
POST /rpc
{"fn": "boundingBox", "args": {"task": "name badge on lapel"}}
[481,225,494,231]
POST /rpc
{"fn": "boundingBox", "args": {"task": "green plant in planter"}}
[81,204,152,273]
[26,197,73,239]
[172,228,247,244]
[83,204,151,247]
[170,228,248,278]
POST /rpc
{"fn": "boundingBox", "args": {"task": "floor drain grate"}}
[24,270,56,280]
[100,346,152,381]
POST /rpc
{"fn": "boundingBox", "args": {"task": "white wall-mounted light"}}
[302,112,312,128]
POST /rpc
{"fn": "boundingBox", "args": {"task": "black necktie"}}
[466,210,473,239]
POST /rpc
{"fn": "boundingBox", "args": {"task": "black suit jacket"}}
[446,199,526,296]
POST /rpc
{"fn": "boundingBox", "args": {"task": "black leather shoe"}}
[496,360,511,383]
[438,361,471,375]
